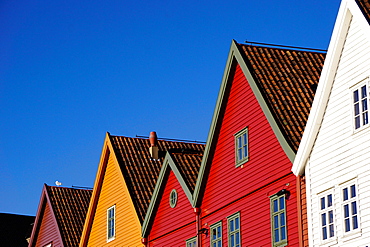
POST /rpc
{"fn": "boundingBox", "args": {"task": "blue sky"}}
[0,0,341,216]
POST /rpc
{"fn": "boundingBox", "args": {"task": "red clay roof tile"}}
[356,0,370,23]
[237,43,326,152]
[45,185,92,247]
[109,135,205,223]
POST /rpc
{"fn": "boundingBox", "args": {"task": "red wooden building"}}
[28,184,92,247]
[142,40,325,246]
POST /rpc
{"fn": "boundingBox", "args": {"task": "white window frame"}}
[107,205,116,242]
[340,181,360,237]
[351,79,369,131]
[169,189,178,208]
[234,127,249,167]
[270,193,287,247]
[227,212,241,247]
[318,189,336,244]
[185,236,197,247]
[210,221,222,247]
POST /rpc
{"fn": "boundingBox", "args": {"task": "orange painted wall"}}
[86,151,143,247]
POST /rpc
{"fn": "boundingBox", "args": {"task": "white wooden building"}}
[292,0,370,246]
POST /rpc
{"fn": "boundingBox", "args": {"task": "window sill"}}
[342,229,362,242]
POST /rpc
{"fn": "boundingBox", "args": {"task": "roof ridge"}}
[239,41,327,54]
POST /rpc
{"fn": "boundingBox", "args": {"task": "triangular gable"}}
[193,40,325,206]
[28,185,63,247]
[292,0,370,175]
[142,150,203,238]
[79,133,141,246]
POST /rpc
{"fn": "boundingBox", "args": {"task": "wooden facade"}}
[292,0,370,245]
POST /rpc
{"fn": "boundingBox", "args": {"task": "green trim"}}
[227,212,241,247]
[210,220,223,247]
[185,236,197,247]
[270,194,288,247]
[169,189,177,208]
[234,127,249,167]
[193,40,296,207]
[141,152,195,237]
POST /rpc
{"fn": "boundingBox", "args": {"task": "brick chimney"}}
[149,131,158,160]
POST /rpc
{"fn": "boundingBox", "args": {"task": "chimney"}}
[149,131,159,159]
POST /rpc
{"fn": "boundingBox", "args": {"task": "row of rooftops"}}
[23,0,370,245]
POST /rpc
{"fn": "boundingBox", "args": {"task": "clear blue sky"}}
[0,0,341,216]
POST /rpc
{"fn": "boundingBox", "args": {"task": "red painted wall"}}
[200,63,299,246]
[32,201,63,247]
[148,170,196,246]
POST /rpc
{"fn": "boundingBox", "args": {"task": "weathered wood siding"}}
[148,170,196,246]
[33,202,63,247]
[200,63,299,245]
[307,13,370,246]
[87,152,142,247]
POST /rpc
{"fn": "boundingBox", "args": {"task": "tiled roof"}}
[356,0,370,23]
[45,185,92,247]
[170,151,203,193]
[109,135,205,223]
[237,43,326,152]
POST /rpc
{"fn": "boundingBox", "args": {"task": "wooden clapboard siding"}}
[148,170,196,245]
[200,174,298,246]
[33,202,62,247]
[202,63,292,211]
[87,152,142,246]
[307,7,370,246]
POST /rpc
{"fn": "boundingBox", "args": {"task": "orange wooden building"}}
[79,132,204,246]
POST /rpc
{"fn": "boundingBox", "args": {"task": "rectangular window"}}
[342,183,359,233]
[227,212,241,247]
[319,192,335,241]
[210,221,222,247]
[270,194,287,247]
[107,205,115,242]
[186,236,196,247]
[353,83,369,130]
[234,127,248,167]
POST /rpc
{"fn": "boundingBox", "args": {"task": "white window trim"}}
[210,220,222,247]
[318,188,337,245]
[350,77,370,133]
[107,205,116,242]
[340,180,361,240]
[234,127,249,167]
[169,189,178,208]
[185,236,197,247]
[227,212,241,247]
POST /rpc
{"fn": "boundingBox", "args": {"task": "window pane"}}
[343,188,348,201]
[235,217,239,229]
[329,224,335,237]
[273,199,278,212]
[350,185,356,198]
[364,112,368,125]
[355,103,360,115]
[344,204,349,218]
[321,213,326,226]
[361,85,367,98]
[217,226,221,238]
[236,232,240,244]
[231,235,235,247]
[243,133,247,145]
[353,215,358,229]
[354,90,359,103]
[243,145,248,158]
[328,194,332,207]
[238,137,242,148]
[217,241,221,247]
[279,196,285,210]
[322,226,327,240]
[352,201,357,215]
[345,218,350,232]
[230,219,234,232]
[274,229,279,242]
[329,210,333,223]
[321,197,325,209]
[212,229,217,239]
[362,99,368,111]
[281,226,286,240]
[355,116,361,129]
[280,213,285,226]
[274,215,279,228]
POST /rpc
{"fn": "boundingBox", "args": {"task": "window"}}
[342,183,359,233]
[228,212,241,247]
[234,127,248,166]
[210,221,222,247]
[352,82,369,130]
[270,194,287,247]
[186,236,196,247]
[107,205,115,242]
[169,189,178,208]
[319,192,335,241]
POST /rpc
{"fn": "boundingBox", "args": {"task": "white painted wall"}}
[306,10,370,246]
